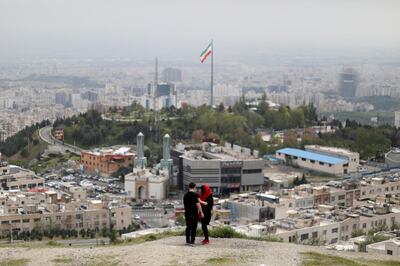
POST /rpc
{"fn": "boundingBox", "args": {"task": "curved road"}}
[39,126,83,155]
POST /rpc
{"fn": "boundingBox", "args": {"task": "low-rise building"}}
[367,238,400,256]
[0,191,132,236]
[275,147,353,175]
[178,142,264,195]
[0,160,44,191]
[305,145,359,173]
[125,168,169,200]
[80,146,134,177]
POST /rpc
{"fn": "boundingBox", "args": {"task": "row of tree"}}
[4,99,399,162]
[0,120,50,157]
[1,223,140,242]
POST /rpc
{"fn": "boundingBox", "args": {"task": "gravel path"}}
[0,237,398,266]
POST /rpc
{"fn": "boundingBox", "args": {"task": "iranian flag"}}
[200,41,212,63]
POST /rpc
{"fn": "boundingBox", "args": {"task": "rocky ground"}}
[0,236,398,266]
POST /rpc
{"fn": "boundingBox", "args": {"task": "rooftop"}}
[276,148,347,165]
[84,146,135,156]
[305,145,357,156]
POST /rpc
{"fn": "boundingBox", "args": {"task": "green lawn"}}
[203,256,234,266]
[0,259,30,266]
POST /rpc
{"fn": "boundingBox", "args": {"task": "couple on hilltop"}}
[183,182,214,246]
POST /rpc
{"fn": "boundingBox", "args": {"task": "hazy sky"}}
[0,0,399,60]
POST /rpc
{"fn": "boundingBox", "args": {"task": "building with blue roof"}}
[275,146,357,175]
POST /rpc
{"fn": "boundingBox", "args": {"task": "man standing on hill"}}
[184,182,203,245]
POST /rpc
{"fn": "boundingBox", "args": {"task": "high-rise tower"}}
[338,68,358,98]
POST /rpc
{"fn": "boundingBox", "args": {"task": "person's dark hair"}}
[201,185,206,193]
[188,182,196,189]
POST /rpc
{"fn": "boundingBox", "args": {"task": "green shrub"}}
[358,233,390,252]
[250,235,283,242]
[351,229,365,238]
[175,215,186,226]
[209,226,243,238]
[144,234,157,241]
[47,240,62,247]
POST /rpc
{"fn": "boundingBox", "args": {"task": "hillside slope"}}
[0,237,398,266]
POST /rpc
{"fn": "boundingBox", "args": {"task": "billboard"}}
[220,161,243,168]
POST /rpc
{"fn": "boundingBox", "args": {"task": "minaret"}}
[160,134,173,179]
[162,134,171,160]
[134,132,147,169]
[137,132,144,158]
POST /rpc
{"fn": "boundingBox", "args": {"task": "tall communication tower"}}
[153,57,158,110]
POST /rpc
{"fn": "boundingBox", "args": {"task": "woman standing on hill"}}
[199,183,214,245]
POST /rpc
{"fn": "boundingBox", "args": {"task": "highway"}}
[39,126,83,155]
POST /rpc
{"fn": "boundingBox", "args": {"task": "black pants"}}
[202,221,209,241]
[185,216,198,243]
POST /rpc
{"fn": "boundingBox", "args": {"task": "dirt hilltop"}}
[0,236,397,266]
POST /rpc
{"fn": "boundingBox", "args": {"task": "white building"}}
[276,148,348,175]
[305,145,359,173]
[276,146,360,175]
[124,132,170,200]
[367,238,400,256]
[124,168,168,200]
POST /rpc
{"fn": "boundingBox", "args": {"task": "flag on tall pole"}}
[200,40,213,106]
[200,42,212,63]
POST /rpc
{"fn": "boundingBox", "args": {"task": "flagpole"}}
[211,39,214,107]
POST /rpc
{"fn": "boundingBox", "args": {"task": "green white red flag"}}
[200,42,212,63]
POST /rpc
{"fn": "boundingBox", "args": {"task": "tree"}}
[207,132,220,142]
[300,174,308,185]
[284,129,298,147]
[20,148,29,158]
[293,177,300,186]
[79,228,86,238]
[192,129,204,143]
[303,103,318,124]
[101,227,109,237]
[218,103,225,112]
[244,112,264,132]
[234,127,251,146]
[232,96,247,114]
[257,93,269,116]
[108,229,118,243]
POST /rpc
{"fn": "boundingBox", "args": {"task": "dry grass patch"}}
[302,252,400,266]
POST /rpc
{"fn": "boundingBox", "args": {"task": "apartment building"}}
[359,178,400,201]
[0,161,44,191]
[0,191,132,236]
[264,204,400,244]
[81,146,134,177]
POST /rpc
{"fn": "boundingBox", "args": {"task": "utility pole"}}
[153,57,158,111]
[9,221,13,243]
[210,40,214,107]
